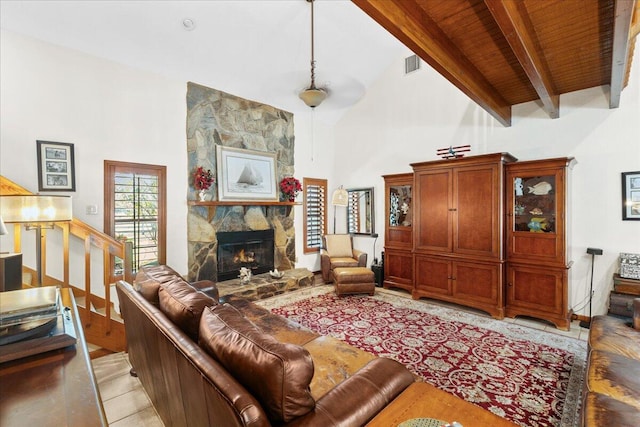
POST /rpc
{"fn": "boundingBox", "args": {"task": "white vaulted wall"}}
[335,47,640,318]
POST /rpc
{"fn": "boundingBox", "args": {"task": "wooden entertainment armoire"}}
[383,153,574,330]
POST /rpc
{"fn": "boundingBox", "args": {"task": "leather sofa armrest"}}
[353,249,367,267]
[285,358,415,427]
[634,298,640,330]
[320,252,331,283]
[190,280,219,302]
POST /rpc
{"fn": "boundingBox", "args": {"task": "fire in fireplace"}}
[216,229,275,281]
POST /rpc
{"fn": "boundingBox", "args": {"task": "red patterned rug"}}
[263,288,585,427]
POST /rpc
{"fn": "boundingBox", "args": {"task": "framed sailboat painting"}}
[216,146,278,201]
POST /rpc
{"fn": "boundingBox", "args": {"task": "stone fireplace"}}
[186,82,297,283]
[216,229,274,281]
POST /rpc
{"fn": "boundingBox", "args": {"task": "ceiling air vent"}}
[405,54,420,74]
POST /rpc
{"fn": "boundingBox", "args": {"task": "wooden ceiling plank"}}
[484,0,560,119]
[610,0,636,108]
[352,0,512,126]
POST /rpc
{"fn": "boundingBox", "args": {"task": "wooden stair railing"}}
[1,175,133,352]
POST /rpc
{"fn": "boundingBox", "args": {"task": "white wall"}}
[0,30,338,279]
[0,30,188,278]
[335,48,640,317]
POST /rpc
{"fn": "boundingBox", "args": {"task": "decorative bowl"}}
[269,270,285,279]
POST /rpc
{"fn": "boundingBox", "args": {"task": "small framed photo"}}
[216,145,277,201]
[622,171,640,220]
[37,140,76,191]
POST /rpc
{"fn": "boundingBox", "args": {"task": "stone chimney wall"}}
[186,82,296,282]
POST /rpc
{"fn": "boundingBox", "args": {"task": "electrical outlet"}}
[86,205,98,215]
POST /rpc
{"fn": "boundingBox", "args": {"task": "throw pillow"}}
[158,278,217,340]
[199,304,315,423]
[324,235,354,258]
[134,265,183,305]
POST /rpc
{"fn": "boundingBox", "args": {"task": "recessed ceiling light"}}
[182,18,196,31]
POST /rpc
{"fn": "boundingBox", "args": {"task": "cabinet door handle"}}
[448,208,457,211]
[508,283,513,287]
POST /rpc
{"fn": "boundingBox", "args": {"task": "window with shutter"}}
[104,161,166,274]
[303,178,327,253]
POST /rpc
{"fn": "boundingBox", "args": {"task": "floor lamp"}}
[579,247,603,329]
[331,186,348,233]
[0,195,72,286]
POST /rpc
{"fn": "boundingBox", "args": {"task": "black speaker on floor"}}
[371,263,383,287]
[0,253,23,292]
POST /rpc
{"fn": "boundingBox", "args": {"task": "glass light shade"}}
[299,88,327,108]
[331,187,348,207]
[0,195,73,225]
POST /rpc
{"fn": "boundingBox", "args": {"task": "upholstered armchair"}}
[320,234,367,283]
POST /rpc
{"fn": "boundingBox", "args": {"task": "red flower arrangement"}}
[193,166,214,191]
[280,176,302,201]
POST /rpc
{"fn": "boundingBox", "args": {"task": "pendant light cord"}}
[309,0,317,89]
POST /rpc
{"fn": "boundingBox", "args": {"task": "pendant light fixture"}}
[299,0,327,108]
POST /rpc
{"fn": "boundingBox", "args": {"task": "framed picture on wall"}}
[37,141,76,192]
[622,171,640,220]
[216,146,277,201]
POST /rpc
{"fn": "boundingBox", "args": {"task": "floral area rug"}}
[257,286,586,427]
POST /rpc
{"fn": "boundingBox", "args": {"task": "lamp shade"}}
[331,187,348,207]
[0,195,72,225]
[0,216,7,235]
[299,88,327,108]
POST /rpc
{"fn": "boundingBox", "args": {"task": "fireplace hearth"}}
[216,229,275,281]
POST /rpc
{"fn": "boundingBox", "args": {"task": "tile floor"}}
[92,352,164,426]
[91,285,590,426]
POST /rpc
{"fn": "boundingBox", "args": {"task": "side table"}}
[0,287,107,426]
[366,382,519,427]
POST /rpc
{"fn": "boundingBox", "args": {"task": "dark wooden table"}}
[0,288,107,426]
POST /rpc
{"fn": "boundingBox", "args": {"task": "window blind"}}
[303,178,327,253]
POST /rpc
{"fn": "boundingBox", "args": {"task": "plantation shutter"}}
[348,191,360,233]
[105,161,166,277]
[303,178,327,253]
[113,172,160,272]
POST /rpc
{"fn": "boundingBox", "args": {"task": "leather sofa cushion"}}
[158,278,217,340]
[588,315,640,359]
[583,392,640,427]
[190,279,220,301]
[134,265,184,305]
[199,304,315,423]
[330,258,359,269]
[586,350,640,410]
[324,235,353,258]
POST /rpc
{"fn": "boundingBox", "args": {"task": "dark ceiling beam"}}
[610,0,636,108]
[352,0,512,127]
[484,0,560,119]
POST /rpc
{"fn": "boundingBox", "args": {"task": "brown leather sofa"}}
[582,298,640,426]
[116,265,415,427]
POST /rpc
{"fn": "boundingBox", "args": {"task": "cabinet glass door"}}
[389,185,412,227]
[513,175,556,233]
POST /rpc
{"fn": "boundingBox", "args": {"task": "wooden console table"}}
[367,382,519,427]
[0,288,107,426]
